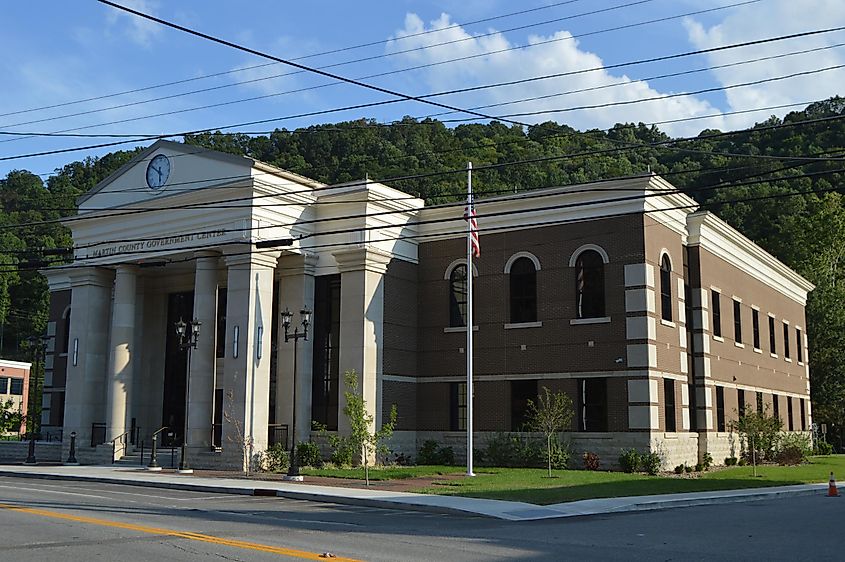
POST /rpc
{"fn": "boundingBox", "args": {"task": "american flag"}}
[464,199,480,258]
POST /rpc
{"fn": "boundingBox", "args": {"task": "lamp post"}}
[174,317,201,474]
[23,335,48,465]
[281,306,310,481]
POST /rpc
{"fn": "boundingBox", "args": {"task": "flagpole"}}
[466,161,475,477]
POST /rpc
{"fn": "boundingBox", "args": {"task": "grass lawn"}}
[300,465,457,481]
[302,455,845,505]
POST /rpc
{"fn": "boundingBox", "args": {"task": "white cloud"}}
[384,13,725,137]
[104,0,162,48]
[684,0,845,129]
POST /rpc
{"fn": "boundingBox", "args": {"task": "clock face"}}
[146,154,171,190]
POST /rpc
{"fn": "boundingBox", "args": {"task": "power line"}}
[9,169,844,273]
[0,0,588,120]
[4,109,844,235]
[4,0,762,143]
[0,0,657,132]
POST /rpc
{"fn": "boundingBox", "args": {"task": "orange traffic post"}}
[827,472,839,497]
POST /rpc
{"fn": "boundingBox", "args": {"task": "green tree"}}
[526,386,574,477]
[0,398,24,435]
[341,370,397,486]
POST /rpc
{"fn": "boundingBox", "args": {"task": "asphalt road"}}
[0,476,841,561]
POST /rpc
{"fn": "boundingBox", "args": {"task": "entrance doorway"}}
[162,291,193,445]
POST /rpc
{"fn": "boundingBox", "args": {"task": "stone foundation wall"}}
[653,433,699,469]
[0,441,62,464]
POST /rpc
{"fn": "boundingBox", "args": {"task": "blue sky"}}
[2,0,844,180]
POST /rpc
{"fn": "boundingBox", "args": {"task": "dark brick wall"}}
[382,258,418,379]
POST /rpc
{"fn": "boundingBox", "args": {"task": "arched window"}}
[660,254,672,321]
[575,250,605,319]
[449,264,468,327]
[509,257,537,323]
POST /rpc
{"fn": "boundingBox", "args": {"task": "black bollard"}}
[24,436,36,465]
[66,431,78,464]
[148,433,160,470]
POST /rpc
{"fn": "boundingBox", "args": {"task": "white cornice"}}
[687,211,814,305]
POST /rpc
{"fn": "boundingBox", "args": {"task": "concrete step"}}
[115,454,144,466]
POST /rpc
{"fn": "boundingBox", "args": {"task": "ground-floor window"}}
[450,382,467,431]
[773,393,780,421]
[787,397,794,431]
[738,388,746,417]
[510,380,537,431]
[715,386,726,432]
[756,391,763,414]
[664,379,676,432]
[688,383,697,431]
[579,378,608,432]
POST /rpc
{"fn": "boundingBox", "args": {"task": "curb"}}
[0,469,474,518]
[0,468,831,521]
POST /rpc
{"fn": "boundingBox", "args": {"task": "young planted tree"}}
[342,370,397,486]
[526,386,574,477]
[0,398,24,436]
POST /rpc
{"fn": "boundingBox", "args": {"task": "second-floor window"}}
[660,255,672,321]
[449,264,468,327]
[733,299,742,344]
[752,309,760,349]
[783,322,791,359]
[509,257,537,323]
[769,316,777,354]
[712,290,722,337]
[575,250,605,319]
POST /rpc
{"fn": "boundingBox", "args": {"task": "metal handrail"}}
[147,426,168,470]
[109,430,131,464]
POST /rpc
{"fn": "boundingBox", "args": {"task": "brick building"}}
[0,360,31,435]
[42,141,812,468]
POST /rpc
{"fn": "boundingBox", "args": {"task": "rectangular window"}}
[9,378,23,395]
[796,328,803,362]
[733,299,742,344]
[664,379,676,432]
[511,380,537,431]
[711,290,722,337]
[311,275,341,430]
[773,393,780,421]
[450,382,467,431]
[783,323,791,359]
[756,391,763,414]
[752,309,760,349]
[800,399,806,431]
[0,377,8,394]
[769,316,777,354]
[215,288,227,359]
[580,378,608,432]
[787,397,794,431]
[738,388,746,417]
[715,386,726,432]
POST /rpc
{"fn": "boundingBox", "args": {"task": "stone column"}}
[221,249,279,470]
[105,265,137,443]
[276,252,316,446]
[333,248,391,453]
[63,267,114,457]
[188,251,220,449]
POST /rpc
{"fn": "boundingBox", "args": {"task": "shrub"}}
[674,464,685,474]
[684,464,693,474]
[815,441,834,456]
[725,456,738,466]
[776,432,812,465]
[701,452,713,471]
[417,440,455,466]
[583,451,600,471]
[729,410,783,463]
[330,439,355,466]
[392,451,413,466]
[619,449,642,473]
[263,443,290,473]
[640,452,662,475]
[694,462,704,472]
[296,441,322,468]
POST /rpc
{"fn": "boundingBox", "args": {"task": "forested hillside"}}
[2,97,843,433]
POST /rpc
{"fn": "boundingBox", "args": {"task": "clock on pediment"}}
[146,154,171,190]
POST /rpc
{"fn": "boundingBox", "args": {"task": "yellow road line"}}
[0,502,361,561]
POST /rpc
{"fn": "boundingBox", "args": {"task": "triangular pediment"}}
[77,140,258,211]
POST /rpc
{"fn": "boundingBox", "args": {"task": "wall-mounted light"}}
[256,325,263,360]
[72,338,79,366]
[233,325,240,358]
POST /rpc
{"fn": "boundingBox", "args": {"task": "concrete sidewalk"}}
[0,464,829,522]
